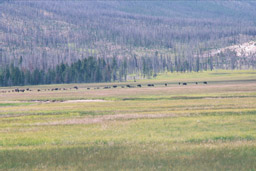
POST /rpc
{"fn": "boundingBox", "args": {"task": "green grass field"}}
[0,70,256,170]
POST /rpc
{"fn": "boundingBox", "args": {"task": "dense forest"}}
[0,1,256,86]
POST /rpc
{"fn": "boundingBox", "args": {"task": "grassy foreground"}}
[0,70,256,170]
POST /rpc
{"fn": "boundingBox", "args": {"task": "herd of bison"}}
[0,82,207,94]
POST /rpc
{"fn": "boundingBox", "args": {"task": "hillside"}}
[0,1,256,71]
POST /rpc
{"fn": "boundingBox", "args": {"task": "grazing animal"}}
[74,86,78,90]
[147,84,154,87]
[15,88,19,92]
[165,83,167,86]
[87,88,90,90]
[178,82,181,85]
[20,89,25,92]
[26,88,30,91]
[104,86,110,89]
[183,83,187,85]
[137,84,142,87]
[126,85,131,88]
[113,85,117,88]
[195,82,198,85]
[37,89,41,92]
[203,81,208,84]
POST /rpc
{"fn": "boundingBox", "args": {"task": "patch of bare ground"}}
[62,100,106,103]
[37,113,187,126]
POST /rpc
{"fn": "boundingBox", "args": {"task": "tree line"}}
[0,56,125,86]
[2,52,255,87]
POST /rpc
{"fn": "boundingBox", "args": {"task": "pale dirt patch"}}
[62,100,106,103]
[38,113,187,126]
[200,41,256,58]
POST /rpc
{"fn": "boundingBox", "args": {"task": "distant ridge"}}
[0,0,255,70]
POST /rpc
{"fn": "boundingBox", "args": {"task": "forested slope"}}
[0,1,256,86]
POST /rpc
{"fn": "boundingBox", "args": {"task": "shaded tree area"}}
[0,57,112,86]
[1,52,255,87]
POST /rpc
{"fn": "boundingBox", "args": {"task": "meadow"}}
[0,70,256,170]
